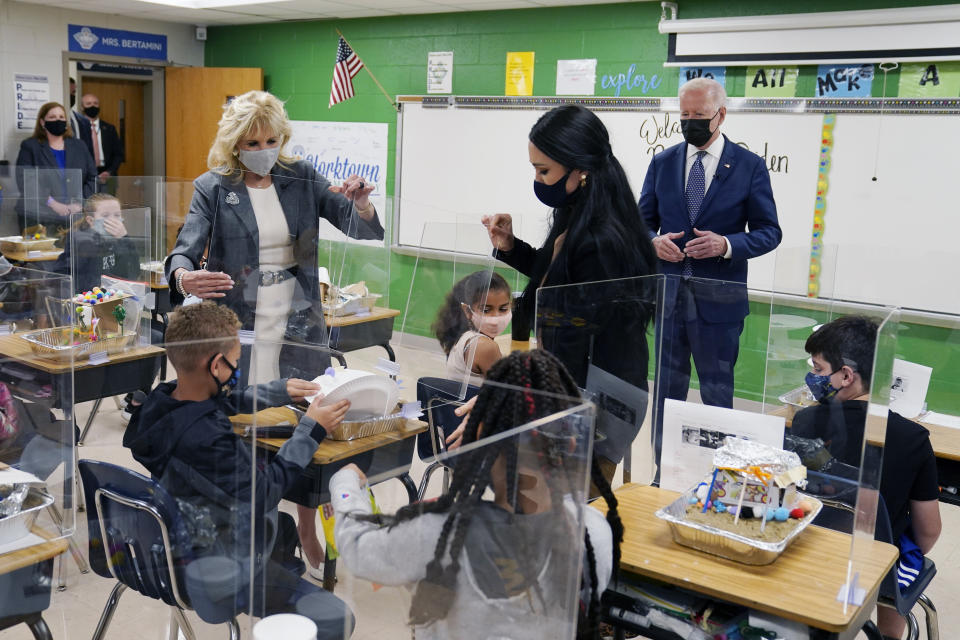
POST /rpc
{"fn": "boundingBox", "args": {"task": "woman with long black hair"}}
[482,105,657,475]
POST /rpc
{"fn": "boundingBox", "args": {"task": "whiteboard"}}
[396,100,960,314]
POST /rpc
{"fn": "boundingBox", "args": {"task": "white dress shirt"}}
[684,134,733,259]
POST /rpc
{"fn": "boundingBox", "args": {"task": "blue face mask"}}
[805,370,838,402]
[210,353,241,397]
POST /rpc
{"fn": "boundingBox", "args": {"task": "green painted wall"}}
[206,0,959,413]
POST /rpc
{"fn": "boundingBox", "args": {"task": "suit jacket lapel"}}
[38,142,57,167]
[693,134,737,226]
[673,144,686,219]
[271,170,300,237]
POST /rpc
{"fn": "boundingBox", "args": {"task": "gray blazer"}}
[165,161,384,376]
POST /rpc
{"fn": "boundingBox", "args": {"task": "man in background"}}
[79,93,124,192]
[639,78,781,419]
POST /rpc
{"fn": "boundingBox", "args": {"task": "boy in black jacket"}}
[123,301,354,635]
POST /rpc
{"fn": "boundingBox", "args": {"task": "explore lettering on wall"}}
[599,64,661,98]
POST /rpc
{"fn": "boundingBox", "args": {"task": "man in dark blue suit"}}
[639,78,781,419]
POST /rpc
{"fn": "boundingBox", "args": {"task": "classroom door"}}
[164,66,262,252]
[80,77,146,178]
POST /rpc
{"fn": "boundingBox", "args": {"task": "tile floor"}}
[3,342,955,639]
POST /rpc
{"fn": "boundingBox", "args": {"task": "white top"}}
[445,330,485,388]
[247,184,295,271]
[331,469,612,640]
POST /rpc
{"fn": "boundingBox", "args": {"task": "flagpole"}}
[336,28,397,111]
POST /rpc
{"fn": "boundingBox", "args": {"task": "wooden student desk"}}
[231,406,426,506]
[0,334,164,445]
[770,404,960,461]
[0,528,69,640]
[594,484,898,638]
[771,403,960,505]
[325,306,400,361]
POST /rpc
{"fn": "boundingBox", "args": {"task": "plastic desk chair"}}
[806,471,939,640]
[414,377,480,500]
[78,460,241,640]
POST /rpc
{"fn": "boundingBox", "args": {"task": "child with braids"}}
[330,350,624,640]
[433,270,512,385]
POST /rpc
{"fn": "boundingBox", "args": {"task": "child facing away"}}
[433,271,513,385]
[54,193,140,293]
[123,301,356,636]
[330,350,623,640]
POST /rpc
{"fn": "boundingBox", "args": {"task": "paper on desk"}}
[923,412,960,430]
[659,399,785,493]
[890,359,932,419]
[0,532,46,555]
[0,468,43,485]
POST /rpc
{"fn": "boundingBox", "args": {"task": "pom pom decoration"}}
[790,508,805,519]
[774,507,789,522]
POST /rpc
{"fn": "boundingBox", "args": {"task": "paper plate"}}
[309,369,399,420]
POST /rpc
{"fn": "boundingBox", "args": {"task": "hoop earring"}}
[579,174,587,188]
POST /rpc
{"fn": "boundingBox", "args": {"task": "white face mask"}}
[237,147,280,177]
[468,308,512,338]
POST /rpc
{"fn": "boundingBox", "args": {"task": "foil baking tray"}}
[21,327,137,363]
[0,486,55,546]
[655,487,823,565]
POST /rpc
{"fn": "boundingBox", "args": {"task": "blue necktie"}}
[683,150,707,277]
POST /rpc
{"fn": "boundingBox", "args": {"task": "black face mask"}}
[43,120,67,137]
[533,170,577,209]
[209,353,241,399]
[680,110,720,148]
[83,106,100,119]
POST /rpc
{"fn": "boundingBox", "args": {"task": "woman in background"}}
[15,102,96,233]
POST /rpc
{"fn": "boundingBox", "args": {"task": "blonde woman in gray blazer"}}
[164,90,384,578]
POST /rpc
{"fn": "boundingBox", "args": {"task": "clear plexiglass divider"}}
[65,185,154,349]
[0,266,76,591]
[393,220,499,403]
[242,367,597,640]
[534,274,664,487]
[16,167,84,235]
[650,274,776,490]
[762,244,841,410]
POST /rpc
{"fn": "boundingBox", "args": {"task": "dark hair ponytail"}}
[354,350,623,635]
[515,105,657,326]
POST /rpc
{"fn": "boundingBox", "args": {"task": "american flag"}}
[329,36,364,108]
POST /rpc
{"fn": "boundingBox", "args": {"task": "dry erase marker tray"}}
[21,327,137,363]
[0,486,55,546]
[655,486,822,565]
